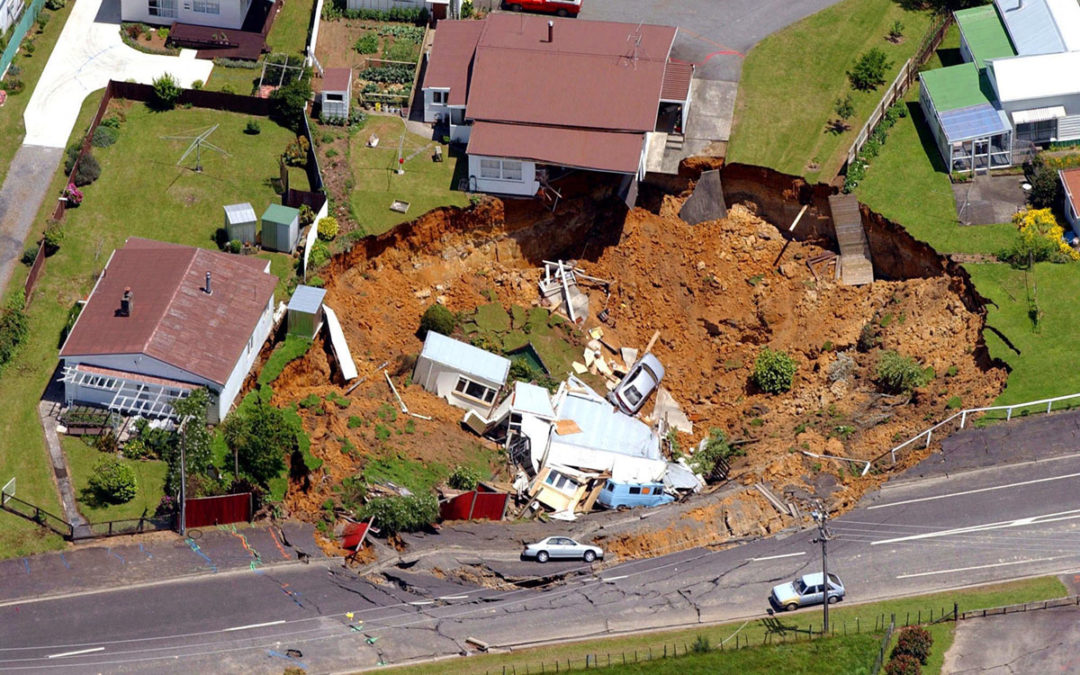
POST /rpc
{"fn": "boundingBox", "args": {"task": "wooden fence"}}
[185,492,253,528]
[844,14,952,170]
[870,615,896,675]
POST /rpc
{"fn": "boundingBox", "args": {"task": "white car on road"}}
[771,572,845,611]
[522,537,603,563]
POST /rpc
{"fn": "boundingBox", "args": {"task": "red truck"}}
[502,0,582,17]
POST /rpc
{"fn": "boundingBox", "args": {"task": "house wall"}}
[468,154,539,197]
[542,439,667,482]
[413,356,502,416]
[0,0,22,35]
[215,295,274,421]
[918,80,951,168]
[998,93,1080,119]
[531,466,588,512]
[120,0,251,30]
[320,90,350,119]
[1065,198,1080,230]
[423,88,448,124]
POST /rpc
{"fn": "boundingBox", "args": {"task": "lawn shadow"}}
[936,47,963,67]
[906,101,949,176]
[449,145,468,192]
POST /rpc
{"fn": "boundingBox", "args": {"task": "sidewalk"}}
[0,521,324,605]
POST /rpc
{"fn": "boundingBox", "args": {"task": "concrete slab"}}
[953,173,1029,226]
[943,605,1080,673]
[0,145,63,300]
[678,169,727,225]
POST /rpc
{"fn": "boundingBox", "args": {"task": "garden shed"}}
[287,285,326,339]
[414,331,510,416]
[319,68,352,121]
[261,204,300,252]
[223,202,257,245]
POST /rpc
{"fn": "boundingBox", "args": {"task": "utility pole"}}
[178,415,189,537]
[812,504,833,635]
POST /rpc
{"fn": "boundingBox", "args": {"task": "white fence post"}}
[960,411,967,428]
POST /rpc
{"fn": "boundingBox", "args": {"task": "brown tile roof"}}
[60,238,277,386]
[467,121,644,174]
[465,14,677,132]
[422,20,485,106]
[660,60,693,101]
[1062,168,1080,216]
[321,68,352,93]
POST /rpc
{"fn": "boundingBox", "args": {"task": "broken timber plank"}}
[643,330,660,355]
[827,194,874,286]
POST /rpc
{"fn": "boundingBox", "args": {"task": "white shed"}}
[223,202,258,245]
[319,68,353,121]
[414,331,510,416]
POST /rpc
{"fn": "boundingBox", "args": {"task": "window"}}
[148,0,177,17]
[628,486,641,495]
[543,471,580,495]
[449,107,465,125]
[431,90,448,105]
[478,158,525,182]
[501,160,523,181]
[605,482,615,491]
[479,159,501,180]
[454,376,497,404]
[192,0,220,13]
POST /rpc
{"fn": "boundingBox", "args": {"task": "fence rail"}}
[870,615,895,675]
[0,491,74,538]
[86,514,176,538]
[960,595,1080,620]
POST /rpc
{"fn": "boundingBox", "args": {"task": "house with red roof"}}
[58,238,278,423]
[1061,168,1080,231]
[421,14,693,197]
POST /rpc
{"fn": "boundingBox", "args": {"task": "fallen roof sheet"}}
[510,381,555,419]
[322,305,357,381]
[552,391,660,460]
[420,331,511,384]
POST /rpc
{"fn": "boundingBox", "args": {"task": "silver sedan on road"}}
[771,572,845,611]
[522,537,604,563]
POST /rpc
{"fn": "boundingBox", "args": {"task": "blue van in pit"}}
[596,480,675,509]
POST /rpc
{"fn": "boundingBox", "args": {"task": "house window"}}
[431,90,448,105]
[192,0,220,13]
[449,107,465,125]
[148,0,177,17]
[544,470,580,495]
[454,376,497,404]
[478,158,524,182]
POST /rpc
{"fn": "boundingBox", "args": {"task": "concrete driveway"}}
[942,605,1080,673]
[23,0,213,147]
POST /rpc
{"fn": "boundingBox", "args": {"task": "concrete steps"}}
[828,194,874,286]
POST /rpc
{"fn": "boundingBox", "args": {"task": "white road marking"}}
[896,556,1067,579]
[438,595,468,600]
[601,575,628,583]
[870,508,1080,545]
[47,647,104,659]
[408,601,435,606]
[870,471,1080,510]
[748,552,807,562]
[222,620,286,632]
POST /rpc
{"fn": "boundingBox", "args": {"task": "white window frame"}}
[431,90,448,105]
[148,0,177,17]
[453,376,497,405]
[192,0,220,13]
[478,158,524,183]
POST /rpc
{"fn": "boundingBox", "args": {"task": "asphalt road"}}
[4,454,1080,672]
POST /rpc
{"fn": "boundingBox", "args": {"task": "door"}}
[802,584,824,605]
[552,538,575,558]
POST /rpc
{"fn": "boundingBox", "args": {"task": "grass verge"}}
[384,576,1066,674]
[728,0,934,182]
[266,0,316,56]
[61,436,167,522]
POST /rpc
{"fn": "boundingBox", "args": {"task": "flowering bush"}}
[1000,207,1079,265]
[63,183,83,206]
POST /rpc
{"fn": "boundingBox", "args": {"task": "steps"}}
[665,133,685,151]
[828,194,874,286]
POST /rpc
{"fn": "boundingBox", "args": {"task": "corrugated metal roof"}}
[553,391,660,460]
[467,122,644,174]
[921,62,996,112]
[955,5,1016,69]
[994,0,1064,55]
[660,60,693,101]
[940,103,1011,142]
[511,381,555,419]
[262,203,299,226]
[989,50,1080,101]
[224,203,256,225]
[287,285,326,314]
[420,331,510,384]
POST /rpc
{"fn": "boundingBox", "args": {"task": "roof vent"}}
[120,287,133,317]
[204,271,213,295]
[547,20,554,43]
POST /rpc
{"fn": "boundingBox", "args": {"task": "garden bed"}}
[314,18,423,106]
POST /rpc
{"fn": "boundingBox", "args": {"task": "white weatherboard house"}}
[920,0,1080,173]
[414,331,510,416]
[0,0,22,35]
[58,238,277,423]
[120,0,253,30]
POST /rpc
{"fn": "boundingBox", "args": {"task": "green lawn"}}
[348,115,468,235]
[0,3,75,184]
[386,576,1066,674]
[855,25,1016,254]
[61,436,167,522]
[265,0,315,56]
[728,0,935,182]
[204,65,261,95]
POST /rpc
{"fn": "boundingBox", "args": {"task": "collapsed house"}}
[414,331,511,416]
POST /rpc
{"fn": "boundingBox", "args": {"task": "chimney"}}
[120,287,133,317]
[205,271,213,295]
[547,20,553,43]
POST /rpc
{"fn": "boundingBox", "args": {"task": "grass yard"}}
[0,3,74,184]
[61,436,167,522]
[348,115,467,235]
[265,0,316,56]
[204,64,261,95]
[964,262,1080,407]
[854,25,1016,254]
[728,0,935,182]
[387,576,1066,674]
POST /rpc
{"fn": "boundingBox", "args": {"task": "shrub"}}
[690,635,710,654]
[858,321,882,351]
[884,654,921,675]
[835,95,854,123]
[691,428,743,476]
[88,457,137,504]
[297,204,315,227]
[999,207,1077,266]
[222,400,294,486]
[317,215,339,241]
[307,239,330,269]
[62,183,83,206]
[876,350,930,394]
[43,222,65,252]
[946,395,962,409]
[1029,163,1060,209]
[91,125,119,148]
[151,73,181,110]
[244,120,261,135]
[384,39,418,62]
[892,626,933,665]
[419,303,456,337]
[3,77,24,94]
[357,494,438,535]
[848,48,892,91]
[122,438,151,460]
[283,135,311,166]
[447,465,481,491]
[358,64,413,84]
[21,243,39,266]
[354,31,378,54]
[751,347,797,394]
[74,152,101,186]
[889,20,904,40]
[270,76,313,132]
[36,11,50,32]
[45,0,65,8]
[226,239,242,254]
[0,293,30,369]
[191,79,203,90]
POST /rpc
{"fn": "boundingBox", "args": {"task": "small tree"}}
[89,457,137,504]
[447,465,481,491]
[848,48,892,91]
[270,75,314,132]
[884,654,922,675]
[752,347,797,394]
[835,95,854,125]
[419,303,456,337]
[1029,162,1060,209]
[151,73,182,110]
[0,293,30,369]
[1000,207,1078,267]
[317,215,339,241]
[691,428,742,476]
[891,625,933,665]
[876,350,930,394]
[889,20,905,41]
[73,152,101,187]
[222,399,294,486]
[162,388,213,495]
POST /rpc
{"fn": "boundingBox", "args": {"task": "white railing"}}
[872,391,1080,468]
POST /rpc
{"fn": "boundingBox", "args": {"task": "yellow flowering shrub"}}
[1012,208,1080,261]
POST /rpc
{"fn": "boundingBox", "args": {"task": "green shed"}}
[261,204,300,252]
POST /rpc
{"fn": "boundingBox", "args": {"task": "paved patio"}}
[953,173,1029,225]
